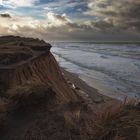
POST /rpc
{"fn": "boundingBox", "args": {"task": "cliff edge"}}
[0,36,78,102]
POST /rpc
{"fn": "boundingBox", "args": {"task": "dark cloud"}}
[12,24,140,42]
[91,20,114,30]
[50,13,68,22]
[0,13,11,18]
[86,0,140,32]
[0,0,140,41]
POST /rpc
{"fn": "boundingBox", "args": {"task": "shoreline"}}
[61,68,118,105]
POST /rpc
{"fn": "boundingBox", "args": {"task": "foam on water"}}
[52,43,140,101]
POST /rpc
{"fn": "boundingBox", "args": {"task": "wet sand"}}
[61,68,117,104]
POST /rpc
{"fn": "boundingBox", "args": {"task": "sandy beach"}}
[61,69,119,106]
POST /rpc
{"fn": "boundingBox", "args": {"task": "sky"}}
[0,0,140,41]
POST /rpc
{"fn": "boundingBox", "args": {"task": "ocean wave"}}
[53,43,140,59]
[52,43,140,99]
[53,52,140,92]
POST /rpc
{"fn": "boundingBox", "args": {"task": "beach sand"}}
[61,69,119,106]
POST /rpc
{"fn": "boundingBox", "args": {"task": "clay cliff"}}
[0,36,78,102]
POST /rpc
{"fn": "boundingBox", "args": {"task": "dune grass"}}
[6,81,55,109]
[0,82,139,140]
[93,101,140,140]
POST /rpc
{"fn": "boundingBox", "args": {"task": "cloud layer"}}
[0,12,95,41]
[0,0,140,41]
[1,0,39,7]
[86,0,140,32]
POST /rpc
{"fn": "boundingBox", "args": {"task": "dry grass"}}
[0,98,8,130]
[50,99,140,140]
[93,101,140,140]
[64,109,81,128]
[0,80,139,140]
[95,104,123,123]
[6,81,55,109]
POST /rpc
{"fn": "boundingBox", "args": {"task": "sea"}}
[51,42,140,101]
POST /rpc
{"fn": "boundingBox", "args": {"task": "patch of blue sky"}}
[14,7,46,19]
[0,5,8,11]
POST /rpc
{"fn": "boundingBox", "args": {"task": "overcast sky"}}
[0,0,140,41]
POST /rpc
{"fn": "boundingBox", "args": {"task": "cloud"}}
[47,12,72,26]
[43,0,87,14]
[0,11,98,40]
[0,8,140,41]
[85,0,140,32]
[0,13,11,18]
[44,0,84,9]
[0,0,39,7]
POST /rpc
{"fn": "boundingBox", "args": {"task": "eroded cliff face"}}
[11,53,77,102]
[0,36,78,102]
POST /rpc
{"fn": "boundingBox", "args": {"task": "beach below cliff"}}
[61,68,120,110]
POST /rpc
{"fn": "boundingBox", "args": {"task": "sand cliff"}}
[0,36,78,102]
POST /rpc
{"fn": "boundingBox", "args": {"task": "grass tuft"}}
[7,81,55,109]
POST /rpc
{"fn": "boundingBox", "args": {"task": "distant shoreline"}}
[49,41,140,44]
